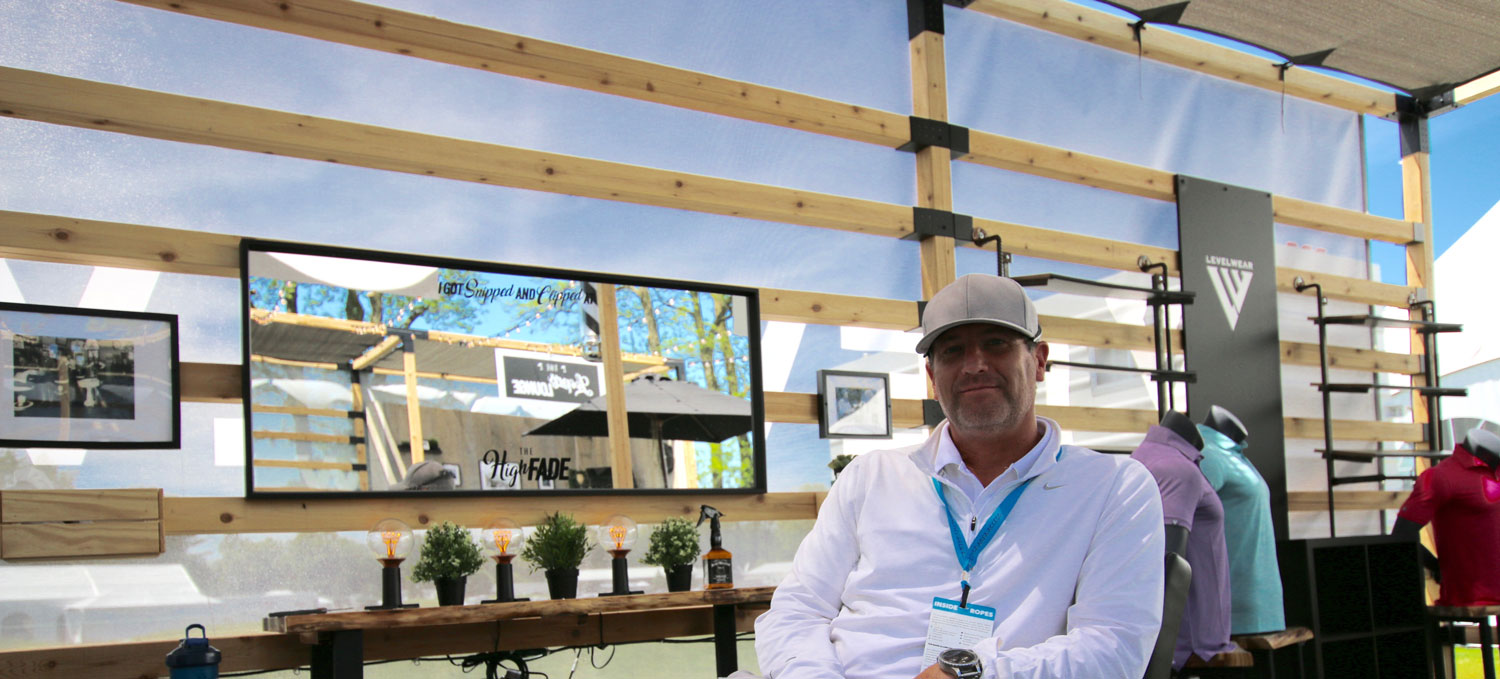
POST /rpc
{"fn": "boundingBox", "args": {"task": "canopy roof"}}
[1099,0,1500,98]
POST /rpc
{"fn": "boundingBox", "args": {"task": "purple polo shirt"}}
[1131,425,1236,669]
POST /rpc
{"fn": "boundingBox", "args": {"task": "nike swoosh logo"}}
[1042,482,1065,490]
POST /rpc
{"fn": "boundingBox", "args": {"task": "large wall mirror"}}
[241,240,765,497]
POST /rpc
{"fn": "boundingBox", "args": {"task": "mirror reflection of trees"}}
[249,263,756,491]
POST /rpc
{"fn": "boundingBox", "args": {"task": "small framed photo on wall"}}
[0,302,180,449]
[817,370,891,439]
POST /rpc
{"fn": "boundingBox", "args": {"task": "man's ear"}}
[1031,341,1049,382]
[924,356,933,383]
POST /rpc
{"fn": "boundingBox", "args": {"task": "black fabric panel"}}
[1176,175,1288,542]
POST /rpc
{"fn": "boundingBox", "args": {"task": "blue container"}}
[165,624,221,679]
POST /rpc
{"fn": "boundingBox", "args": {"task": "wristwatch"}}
[937,648,983,678]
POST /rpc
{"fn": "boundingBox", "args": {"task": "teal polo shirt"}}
[1197,424,1286,634]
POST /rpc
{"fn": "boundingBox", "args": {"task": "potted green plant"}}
[829,454,855,481]
[640,517,702,592]
[410,521,485,606]
[520,512,592,599]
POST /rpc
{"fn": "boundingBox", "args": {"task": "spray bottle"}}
[698,504,733,589]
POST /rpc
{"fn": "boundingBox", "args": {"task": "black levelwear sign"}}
[1176,175,1289,542]
[502,356,600,404]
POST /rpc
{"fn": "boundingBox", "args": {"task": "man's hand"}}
[914,662,950,678]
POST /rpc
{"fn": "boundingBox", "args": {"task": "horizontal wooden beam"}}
[0,489,160,523]
[268,587,773,634]
[252,404,354,418]
[0,67,914,238]
[964,129,1176,202]
[0,210,240,276]
[964,0,1397,117]
[251,459,359,471]
[1456,70,1500,106]
[252,431,357,444]
[969,216,1180,275]
[1273,196,1416,245]
[1280,341,1423,375]
[1,521,163,560]
[119,0,910,148]
[0,604,762,679]
[1287,490,1408,512]
[1285,417,1424,443]
[760,288,917,331]
[163,492,820,535]
[1276,268,1414,309]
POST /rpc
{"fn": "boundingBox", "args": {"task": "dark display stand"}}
[1278,535,1431,679]
[1013,267,1195,421]
[1293,281,1464,536]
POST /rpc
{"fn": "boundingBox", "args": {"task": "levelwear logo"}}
[1204,255,1254,331]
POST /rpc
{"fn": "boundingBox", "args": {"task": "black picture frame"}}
[0,302,180,449]
[240,239,767,499]
[817,370,892,439]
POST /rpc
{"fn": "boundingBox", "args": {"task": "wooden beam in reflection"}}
[350,334,402,371]
[597,283,633,489]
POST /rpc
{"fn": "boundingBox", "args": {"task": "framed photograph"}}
[817,370,891,439]
[0,302,180,449]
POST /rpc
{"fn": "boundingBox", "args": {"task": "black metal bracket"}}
[903,207,973,242]
[907,0,944,38]
[942,0,977,6]
[922,399,946,427]
[971,228,1011,277]
[388,327,429,353]
[1386,88,1459,123]
[897,116,970,158]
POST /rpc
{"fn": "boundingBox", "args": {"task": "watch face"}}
[938,648,979,666]
[938,648,982,677]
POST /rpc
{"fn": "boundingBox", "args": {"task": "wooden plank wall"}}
[0,2,1437,673]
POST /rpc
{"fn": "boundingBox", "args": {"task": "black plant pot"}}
[545,568,579,600]
[665,564,693,592]
[435,576,468,606]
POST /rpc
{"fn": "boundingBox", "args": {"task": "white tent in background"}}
[1436,199,1500,424]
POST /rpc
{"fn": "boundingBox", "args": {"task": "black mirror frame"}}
[239,238,766,499]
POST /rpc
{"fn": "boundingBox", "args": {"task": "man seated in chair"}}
[756,274,1165,679]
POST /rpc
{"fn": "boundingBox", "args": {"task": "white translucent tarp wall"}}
[0,0,1382,647]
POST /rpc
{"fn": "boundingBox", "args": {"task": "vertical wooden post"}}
[910,24,957,300]
[350,371,370,490]
[1400,113,1440,596]
[1401,116,1436,450]
[402,339,424,465]
[596,283,633,489]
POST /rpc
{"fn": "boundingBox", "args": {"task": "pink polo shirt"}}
[1399,444,1500,606]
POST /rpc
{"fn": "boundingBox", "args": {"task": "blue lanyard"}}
[932,476,1035,607]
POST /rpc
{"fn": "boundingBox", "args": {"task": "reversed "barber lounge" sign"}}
[501,356,599,404]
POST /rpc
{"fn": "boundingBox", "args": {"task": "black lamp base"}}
[597,553,641,596]
[367,561,419,610]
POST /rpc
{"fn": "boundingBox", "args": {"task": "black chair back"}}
[1143,552,1192,679]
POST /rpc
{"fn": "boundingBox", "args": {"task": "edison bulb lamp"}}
[365,518,418,610]
[480,518,529,604]
[597,515,642,597]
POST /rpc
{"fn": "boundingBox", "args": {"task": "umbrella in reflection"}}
[524,375,753,485]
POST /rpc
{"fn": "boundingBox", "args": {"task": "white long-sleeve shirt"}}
[755,418,1164,679]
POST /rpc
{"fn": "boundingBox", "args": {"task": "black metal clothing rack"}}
[1011,256,1195,421]
[1293,279,1464,537]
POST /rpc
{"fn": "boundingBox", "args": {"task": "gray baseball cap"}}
[915,274,1041,355]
